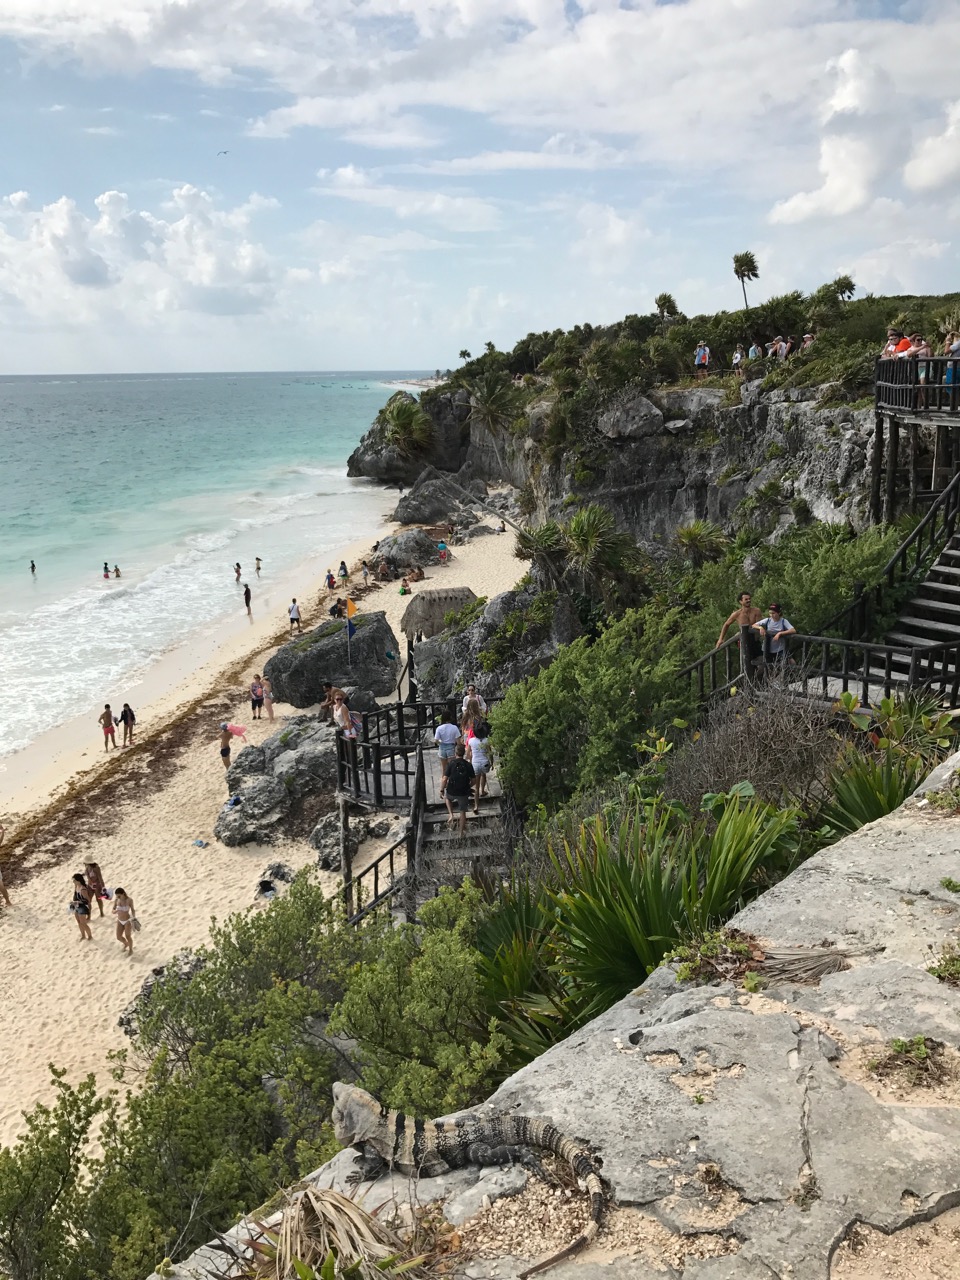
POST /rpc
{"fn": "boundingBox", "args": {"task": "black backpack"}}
[446,759,474,793]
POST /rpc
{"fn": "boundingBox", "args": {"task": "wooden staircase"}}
[885,536,960,688]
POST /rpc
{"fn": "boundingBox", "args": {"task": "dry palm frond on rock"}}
[235,1185,430,1280]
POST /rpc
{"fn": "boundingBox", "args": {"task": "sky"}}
[0,0,958,373]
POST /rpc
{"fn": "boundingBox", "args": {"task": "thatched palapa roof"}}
[400,587,478,640]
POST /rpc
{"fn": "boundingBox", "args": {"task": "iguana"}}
[331,1081,604,1278]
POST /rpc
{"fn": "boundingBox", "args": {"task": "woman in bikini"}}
[71,872,94,940]
[261,674,275,722]
[113,887,136,955]
[84,861,107,917]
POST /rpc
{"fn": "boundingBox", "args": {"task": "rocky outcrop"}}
[373,530,440,573]
[413,584,583,700]
[151,751,960,1280]
[392,465,487,526]
[347,391,472,484]
[214,775,291,846]
[218,720,342,846]
[263,612,401,706]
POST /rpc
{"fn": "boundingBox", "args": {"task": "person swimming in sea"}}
[30,560,36,575]
[103,561,110,579]
[114,565,121,578]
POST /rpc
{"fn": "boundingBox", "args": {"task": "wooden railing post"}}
[869,410,884,525]
[883,416,899,524]
[372,743,383,806]
[340,797,354,917]
[907,649,919,689]
[739,625,751,682]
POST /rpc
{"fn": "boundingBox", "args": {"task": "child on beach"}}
[338,560,349,586]
[113,887,136,955]
[361,561,369,585]
[70,873,94,940]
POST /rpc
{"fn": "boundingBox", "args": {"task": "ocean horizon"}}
[0,370,422,759]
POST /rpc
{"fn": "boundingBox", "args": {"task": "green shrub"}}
[329,884,507,1115]
[443,596,487,634]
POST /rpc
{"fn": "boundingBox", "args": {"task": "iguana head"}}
[332,1082,385,1146]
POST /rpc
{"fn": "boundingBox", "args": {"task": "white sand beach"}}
[0,513,521,1147]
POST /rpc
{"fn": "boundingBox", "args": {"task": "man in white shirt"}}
[288,598,302,633]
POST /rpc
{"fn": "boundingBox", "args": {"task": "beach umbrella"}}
[399,587,478,640]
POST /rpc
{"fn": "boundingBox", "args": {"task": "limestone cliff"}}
[347,382,875,544]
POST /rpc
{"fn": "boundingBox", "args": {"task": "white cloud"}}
[83,125,122,136]
[315,166,500,231]
[570,200,649,273]
[904,100,960,192]
[413,135,626,174]
[0,185,281,323]
[769,49,905,224]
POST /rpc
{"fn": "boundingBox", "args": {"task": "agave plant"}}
[819,747,924,840]
[380,398,433,460]
[514,520,567,589]
[562,503,642,595]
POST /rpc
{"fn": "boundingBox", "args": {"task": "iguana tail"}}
[506,1118,604,1278]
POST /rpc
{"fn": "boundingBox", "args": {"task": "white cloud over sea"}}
[0,0,958,371]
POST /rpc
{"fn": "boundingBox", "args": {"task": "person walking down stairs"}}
[443,745,476,838]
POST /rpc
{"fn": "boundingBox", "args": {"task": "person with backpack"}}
[443,744,476,837]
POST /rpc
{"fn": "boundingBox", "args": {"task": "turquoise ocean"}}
[0,371,415,759]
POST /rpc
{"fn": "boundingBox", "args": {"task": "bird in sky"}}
[217,150,229,156]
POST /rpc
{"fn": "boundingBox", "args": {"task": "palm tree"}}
[562,504,643,598]
[673,519,729,568]
[381,396,433,460]
[468,371,520,435]
[459,349,471,361]
[733,251,759,310]
[832,274,855,302]
[654,292,678,336]
[515,520,567,591]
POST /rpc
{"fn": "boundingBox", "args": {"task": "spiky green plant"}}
[380,397,433,460]
[654,292,679,335]
[818,747,924,840]
[562,502,640,592]
[673,519,730,567]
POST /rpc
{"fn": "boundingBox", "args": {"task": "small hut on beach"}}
[400,587,478,641]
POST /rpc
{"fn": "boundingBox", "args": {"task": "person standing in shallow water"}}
[255,556,262,578]
[234,562,242,582]
[243,583,252,616]
[30,560,35,575]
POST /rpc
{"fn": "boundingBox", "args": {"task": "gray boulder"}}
[263,611,401,706]
[214,775,291,846]
[310,812,358,871]
[342,687,379,713]
[393,468,464,525]
[271,730,338,799]
[225,744,266,791]
[374,529,438,572]
[596,387,664,439]
[260,717,320,767]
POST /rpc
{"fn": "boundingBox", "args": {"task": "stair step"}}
[892,615,960,638]
[424,825,500,844]
[916,580,960,600]
[928,564,960,581]
[905,597,960,619]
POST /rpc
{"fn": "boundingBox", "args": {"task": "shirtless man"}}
[98,704,118,751]
[716,592,762,650]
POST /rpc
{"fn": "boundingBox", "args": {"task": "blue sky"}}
[0,0,958,373]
